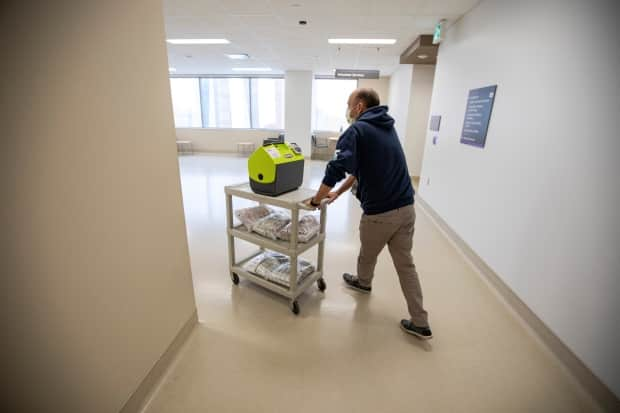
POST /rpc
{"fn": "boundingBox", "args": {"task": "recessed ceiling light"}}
[166,38,230,45]
[328,38,396,45]
[227,53,250,60]
[417,54,429,59]
[232,67,272,72]
[168,67,177,72]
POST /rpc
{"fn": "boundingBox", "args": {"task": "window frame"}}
[169,75,285,131]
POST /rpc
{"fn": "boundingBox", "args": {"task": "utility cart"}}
[224,183,327,315]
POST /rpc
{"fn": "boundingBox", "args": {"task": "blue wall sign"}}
[460,85,497,148]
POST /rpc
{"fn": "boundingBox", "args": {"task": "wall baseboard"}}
[415,194,619,413]
[120,310,198,413]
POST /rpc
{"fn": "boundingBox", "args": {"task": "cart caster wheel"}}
[232,273,239,285]
[317,278,326,292]
[291,301,300,315]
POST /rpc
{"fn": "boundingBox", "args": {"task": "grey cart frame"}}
[224,183,328,315]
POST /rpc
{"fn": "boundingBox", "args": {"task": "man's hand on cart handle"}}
[307,175,357,208]
[305,196,323,209]
[306,183,332,209]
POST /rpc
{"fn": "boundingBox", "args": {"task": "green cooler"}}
[248,141,304,196]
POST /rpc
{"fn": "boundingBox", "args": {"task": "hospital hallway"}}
[140,154,600,413]
[4,0,619,411]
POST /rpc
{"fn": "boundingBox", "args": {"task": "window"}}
[313,78,358,132]
[169,77,284,129]
[170,78,202,127]
[200,78,251,128]
[251,78,285,130]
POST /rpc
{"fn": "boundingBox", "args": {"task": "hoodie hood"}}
[356,105,394,129]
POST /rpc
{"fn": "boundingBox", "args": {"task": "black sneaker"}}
[400,319,433,340]
[342,273,371,294]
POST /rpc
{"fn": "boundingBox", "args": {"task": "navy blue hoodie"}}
[322,105,414,215]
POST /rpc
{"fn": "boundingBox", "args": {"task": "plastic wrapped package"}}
[242,252,315,287]
[251,213,291,240]
[234,205,273,230]
[261,258,315,287]
[242,253,270,274]
[277,215,320,243]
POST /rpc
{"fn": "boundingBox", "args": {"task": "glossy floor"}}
[143,154,600,413]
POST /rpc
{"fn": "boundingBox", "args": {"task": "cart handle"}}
[298,198,329,211]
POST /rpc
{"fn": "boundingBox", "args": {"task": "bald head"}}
[347,88,380,122]
[349,88,380,110]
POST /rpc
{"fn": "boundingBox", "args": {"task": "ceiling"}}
[163,0,480,76]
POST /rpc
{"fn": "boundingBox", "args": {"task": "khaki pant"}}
[357,204,429,327]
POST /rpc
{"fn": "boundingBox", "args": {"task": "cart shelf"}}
[228,225,324,256]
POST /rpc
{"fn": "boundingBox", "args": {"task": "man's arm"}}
[309,183,333,206]
[337,175,356,195]
[310,175,357,206]
[325,175,356,204]
[308,128,358,207]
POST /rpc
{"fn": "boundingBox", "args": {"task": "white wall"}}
[388,64,435,177]
[419,0,620,397]
[285,71,314,155]
[405,65,435,177]
[359,76,391,105]
[1,1,197,411]
[176,128,282,153]
[387,65,413,144]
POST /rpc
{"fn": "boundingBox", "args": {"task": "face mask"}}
[345,107,355,124]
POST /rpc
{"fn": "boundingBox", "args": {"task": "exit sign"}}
[433,20,445,44]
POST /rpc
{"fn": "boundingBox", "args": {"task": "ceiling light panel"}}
[166,38,230,45]
[227,54,250,60]
[231,67,272,71]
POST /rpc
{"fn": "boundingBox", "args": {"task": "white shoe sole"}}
[400,323,433,340]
